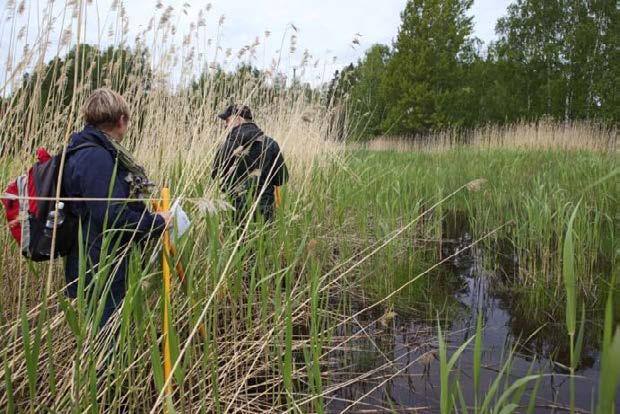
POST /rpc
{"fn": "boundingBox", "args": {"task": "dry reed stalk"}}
[366,120,618,152]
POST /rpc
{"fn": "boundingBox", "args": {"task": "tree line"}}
[1,44,319,154]
[326,0,618,139]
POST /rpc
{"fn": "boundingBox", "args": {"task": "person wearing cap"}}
[212,104,288,222]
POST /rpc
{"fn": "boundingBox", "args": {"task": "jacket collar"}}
[227,122,263,145]
[69,125,118,156]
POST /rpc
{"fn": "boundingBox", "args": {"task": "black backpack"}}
[2,143,97,261]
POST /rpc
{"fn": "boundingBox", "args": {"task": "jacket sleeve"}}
[269,141,288,186]
[74,148,165,239]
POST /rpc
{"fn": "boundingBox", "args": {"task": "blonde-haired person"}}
[61,88,170,328]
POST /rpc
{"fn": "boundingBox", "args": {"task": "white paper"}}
[170,198,191,241]
[148,198,191,264]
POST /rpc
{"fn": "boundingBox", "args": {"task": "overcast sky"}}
[1,0,513,86]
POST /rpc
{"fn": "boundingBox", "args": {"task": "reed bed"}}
[365,120,618,152]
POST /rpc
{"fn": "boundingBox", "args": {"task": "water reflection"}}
[324,212,612,412]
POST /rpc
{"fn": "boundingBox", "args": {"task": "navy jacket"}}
[62,125,164,299]
[211,122,288,219]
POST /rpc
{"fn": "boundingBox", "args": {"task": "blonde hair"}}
[82,88,130,127]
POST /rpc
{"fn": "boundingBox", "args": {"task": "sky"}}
[0,0,513,87]
[122,0,513,77]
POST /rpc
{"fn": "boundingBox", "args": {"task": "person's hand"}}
[156,211,174,229]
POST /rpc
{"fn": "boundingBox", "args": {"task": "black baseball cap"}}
[217,104,253,121]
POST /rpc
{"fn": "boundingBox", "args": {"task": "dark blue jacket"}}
[62,126,164,323]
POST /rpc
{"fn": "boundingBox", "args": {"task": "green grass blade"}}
[563,201,581,337]
[473,305,483,401]
[455,380,468,414]
[574,304,586,367]
[20,302,36,401]
[526,373,542,414]
[596,279,620,414]
[148,323,165,393]
[3,353,15,414]
[498,403,519,414]
[480,349,514,413]
[438,320,450,414]
[492,374,541,413]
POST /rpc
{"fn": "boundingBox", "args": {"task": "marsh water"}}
[326,214,616,413]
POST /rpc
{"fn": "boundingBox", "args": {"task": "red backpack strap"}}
[2,179,22,243]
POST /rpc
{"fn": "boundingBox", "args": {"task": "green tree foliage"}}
[327,0,618,139]
[191,62,316,117]
[381,0,475,135]
[325,64,357,108]
[348,45,391,138]
[191,63,264,113]
[3,44,152,153]
[492,0,618,122]
[16,44,151,113]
